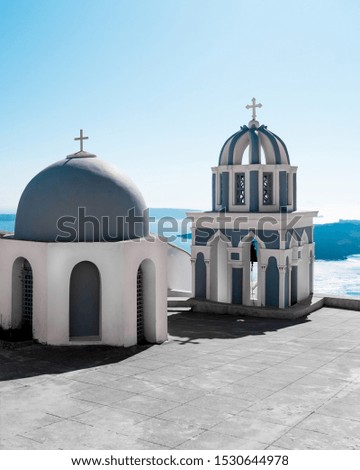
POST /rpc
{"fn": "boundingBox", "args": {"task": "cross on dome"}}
[67,129,96,159]
[74,129,89,152]
[245,98,262,121]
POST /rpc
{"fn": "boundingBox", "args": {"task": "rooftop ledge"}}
[168,295,360,320]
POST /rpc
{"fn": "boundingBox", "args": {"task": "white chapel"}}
[0,131,168,346]
[189,99,318,308]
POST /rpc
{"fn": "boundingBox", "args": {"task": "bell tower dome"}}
[212,98,297,213]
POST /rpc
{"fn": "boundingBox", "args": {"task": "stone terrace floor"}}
[1,307,360,450]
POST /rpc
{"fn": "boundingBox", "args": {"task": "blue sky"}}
[0,0,359,222]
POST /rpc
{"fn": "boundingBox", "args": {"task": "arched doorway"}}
[69,261,100,339]
[195,253,206,299]
[265,256,279,307]
[137,259,156,344]
[12,257,33,334]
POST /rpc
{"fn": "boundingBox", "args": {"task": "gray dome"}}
[15,156,149,242]
[219,122,290,166]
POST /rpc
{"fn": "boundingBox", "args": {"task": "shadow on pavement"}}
[0,343,152,382]
[0,310,309,381]
[168,310,310,344]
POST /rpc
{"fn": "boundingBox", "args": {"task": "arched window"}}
[263,172,273,205]
[234,173,246,205]
[137,265,145,343]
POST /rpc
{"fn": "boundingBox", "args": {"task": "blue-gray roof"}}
[219,124,290,166]
[15,157,148,242]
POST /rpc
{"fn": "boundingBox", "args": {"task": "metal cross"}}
[245,98,263,121]
[74,129,89,151]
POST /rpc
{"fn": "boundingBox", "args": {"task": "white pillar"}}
[309,253,314,294]
[191,258,196,297]
[227,262,233,303]
[288,266,292,307]
[260,264,267,307]
[205,260,210,299]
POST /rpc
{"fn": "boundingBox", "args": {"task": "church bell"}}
[250,241,258,266]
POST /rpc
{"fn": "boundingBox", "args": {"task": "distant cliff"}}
[314,221,360,260]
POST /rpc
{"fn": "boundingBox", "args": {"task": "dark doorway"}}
[70,261,100,339]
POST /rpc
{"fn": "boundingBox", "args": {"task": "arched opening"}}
[242,145,250,165]
[137,259,156,344]
[195,252,206,299]
[210,234,228,302]
[240,233,264,306]
[265,256,279,307]
[250,240,258,301]
[69,261,100,339]
[12,257,33,336]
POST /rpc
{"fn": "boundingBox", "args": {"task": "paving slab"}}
[186,393,252,414]
[238,402,313,428]
[116,417,204,448]
[210,415,291,445]
[110,394,180,417]
[158,403,233,429]
[297,412,360,438]
[73,405,150,429]
[273,427,359,450]
[176,430,265,450]
[68,384,135,406]
[142,384,205,403]
[20,419,165,450]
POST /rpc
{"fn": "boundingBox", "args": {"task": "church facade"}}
[0,133,168,346]
[189,99,318,308]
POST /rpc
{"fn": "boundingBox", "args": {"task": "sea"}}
[1,211,359,298]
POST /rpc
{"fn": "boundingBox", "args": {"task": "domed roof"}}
[15,154,148,242]
[218,120,290,166]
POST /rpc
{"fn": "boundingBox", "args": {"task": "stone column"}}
[205,259,211,299]
[190,258,196,297]
[260,264,267,307]
[309,252,314,294]
[288,266,292,308]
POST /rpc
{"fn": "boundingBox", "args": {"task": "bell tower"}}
[189,99,318,309]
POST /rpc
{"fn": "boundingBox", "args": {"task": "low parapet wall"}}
[188,296,324,320]
[168,294,360,319]
[323,295,360,311]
